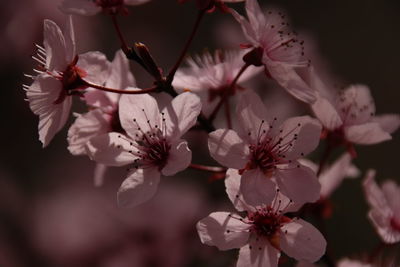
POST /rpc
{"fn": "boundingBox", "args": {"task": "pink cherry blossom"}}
[208,90,321,206]
[312,83,399,155]
[172,49,261,115]
[86,92,201,207]
[363,170,400,244]
[25,17,110,147]
[230,0,316,103]
[60,0,151,16]
[197,169,326,267]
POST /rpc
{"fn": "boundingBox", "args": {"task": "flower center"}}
[390,217,400,232]
[136,132,171,170]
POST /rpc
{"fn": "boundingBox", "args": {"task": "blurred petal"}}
[118,167,160,208]
[196,212,250,251]
[60,0,101,16]
[311,95,342,130]
[94,163,108,187]
[345,122,391,145]
[372,114,400,134]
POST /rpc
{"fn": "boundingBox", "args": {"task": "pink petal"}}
[278,116,322,160]
[119,93,160,139]
[26,74,71,147]
[86,132,137,166]
[240,168,276,207]
[363,170,391,215]
[275,163,320,205]
[162,92,201,139]
[161,140,192,176]
[245,0,266,33]
[319,153,359,197]
[372,114,400,134]
[196,212,250,251]
[237,239,280,267]
[381,181,400,216]
[236,90,270,143]
[225,169,254,212]
[118,167,160,208]
[94,163,108,187]
[77,51,110,85]
[64,16,76,62]
[208,129,249,169]
[43,19,68,71]
[344,122,391,145]
[368,210,400,244]
[280,219,326,262]
[311,95,342,130]
[59,0,101,16]
[266,62,316,104]
[67,109,110,155]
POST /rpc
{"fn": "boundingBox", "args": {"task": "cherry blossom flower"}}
[196,169,326,267]
[24,17,110,147]
[172,49,261,115]
[230,0,316,103]
[86,92,201,207]
[312,83,399,156]
[60,0,150,16]
[208,90,321,206]
[363,170,400,244]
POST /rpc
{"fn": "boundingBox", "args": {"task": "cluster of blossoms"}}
[24,0,399,266]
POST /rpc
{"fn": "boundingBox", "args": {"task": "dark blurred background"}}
[0,0,399,266]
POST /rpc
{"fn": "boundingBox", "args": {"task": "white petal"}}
[26,74,71,147]
[196,212,250,251]
[94,163,108,187]
[225,169,253,212]
[64,16,76,62]
[162,92,201,139]
[77,51,110,85]
[59,0,101,16]
[319,153,359,197]
[67,110,110,155]
[277,116,322,160]
[275,163,320,206]
[311,95,342,130]
[118,167,160,208]
[245,0,266,33]
[208,129,249,169]
[237,240,280,267]
[280,219,326,262]
[266,62,316,104]
[344,122,391,145]
[372,114,400,134]
[119,93,160,139]
[105,50,136,99]
[161,140,192,176]
[240,169,276,207]
[236,90,270,143]
[43,19,68,71]
[86,132,137,166]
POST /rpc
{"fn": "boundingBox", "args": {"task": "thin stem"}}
[110,15,148,71]
[224,98,232,129]
[84,80,158,95]
[166,9,206,84]
[208,63,250,123]
[190,163,226,173]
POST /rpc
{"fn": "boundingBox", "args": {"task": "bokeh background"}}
[1,0,399,266]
